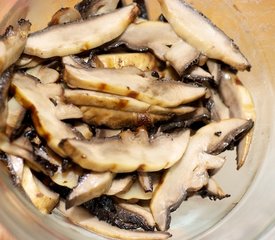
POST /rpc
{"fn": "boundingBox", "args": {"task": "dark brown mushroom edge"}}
[0,0,255,239]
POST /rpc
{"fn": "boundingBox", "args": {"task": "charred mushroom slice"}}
[11,73,76,156]
[48,7,82,26]
[164,40,201,75]
[24,4,139,58]
[219,72,256,169]
[60,128,190,172]
[138,172,153,192]
[81,106,170,129]
[0,19,31,74]
[22,165,60,214]
[26,65,60,84]
[75,0,120,18]
[58,201,171,239]
[158,0,250,71]
[106,175,135,195]
[63,65,206,107]
[183,66,214,86]
[66,172,114,209]
[151,118,253,231]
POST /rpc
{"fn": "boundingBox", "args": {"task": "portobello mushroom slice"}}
[151,118,254,231]
[138,172,153,192]
[22,165,60,214]
[24,4,139,58]
[26,65,60,84]
[75,0,120,18]
[64,89,195,116]
[164,40,201,75]
[158,0,250,71]
[60,128,190,172]
[66,172,114,209]
[63,64,206,107]
[58,201,171,239]
[219,71,256,169]
[5,97,26,137]
[81,106,171,129]
[11,73,76,156]
[48,7,81,26]
[0,19,31,74]
[106,175,135,195]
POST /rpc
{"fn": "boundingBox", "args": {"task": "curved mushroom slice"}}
[113,21,180,61]
[0,19,31,74]
[16,55,44,69]
[55,103,83,120]
[81,106,170,129]
[219,72,256,169]
[151,118,254,231]
[11,73,76,156]
[158,0,250,71]
[64,89,195,116]
[116,180,153,200]
[138,172,153,192]
[66,172,114,209]
[183,66,214,87]
[164,40,201,75]
[97,53,158,71]
[22,165,60,214]
[58,201,171,239]
[106,175,135,195]
[24,4,139,58]
[63,65,206,107]
[26,65,60,84]
[5,97,26,137]
[60,128,190,172]
[75,0,120,18]
[48,7,82,26]
[73,123,93,140]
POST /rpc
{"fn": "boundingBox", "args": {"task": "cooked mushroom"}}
[22,165,60,214]
[219,71,256,169]
[63,64,206,107]
[5,97,26,137]
[151,118,254,231]
[3,154,24,186]
[106,175,135,195]
[0,19,31,75]
[81,106,171,129]
[55,103,83,120]
[138,172,153,192]
[24,4,139,58]
[64,89,195,116]
[11,73,76,156]
[16,55,44,69]
[58,201,171,239]
[158,0,250,71]
[26,65,60,84]
[207,59,222,85]
[60,128,190,172]
[75,0,120,18]
[144,0,162,20]
[164,40,201,75]
[95,129,121,138]
[73,123,93,140]
[183,66,214,86]
[66,172,114,209]
[48,7,81,26]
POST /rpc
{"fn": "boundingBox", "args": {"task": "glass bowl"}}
[0,0,274,239]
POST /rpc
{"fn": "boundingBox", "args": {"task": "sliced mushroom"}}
[60,128,190,172]
[113,21,180,60]
[75,0,120,18]
[97,53,158,71]
[73,123,93,140]
[26,65,60,84]
[66,172,114,209]
[219,71,256,169]
[48,7,81,26]
[4,154,24,186]
[63,65,206,107]
[64,89,195,116]
[16,55,44,69]
[55,103,83,120]
[138,172,153,192]
[0,19,31,74]
[5,97,26,137]
[164,40,201,75]
[151,118,253,231]
[11,73,76,156]
[96,129,121,138]
[106,175,135,195]
[58,201,171,240]
[24,4,139,58]
[207,59,222,85]
[81,106,170,129]
[158,0,250,71]
[144,0,162,20]
[22,165,60,214]
[183,66,214,86]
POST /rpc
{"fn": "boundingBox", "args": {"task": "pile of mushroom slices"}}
[0,0,256,239]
